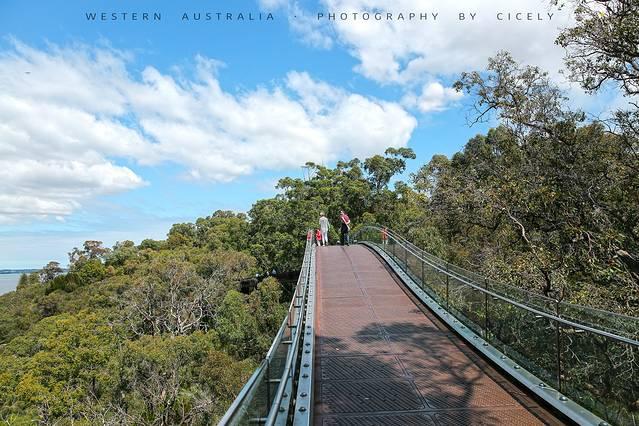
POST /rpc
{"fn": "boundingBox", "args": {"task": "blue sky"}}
[0,0,618,268]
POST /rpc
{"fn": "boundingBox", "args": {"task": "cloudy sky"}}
[0,0,624,268]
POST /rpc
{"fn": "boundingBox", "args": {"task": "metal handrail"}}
[355,225,639,346]
[219,233,315,425]
[356,225,639,425]
[219,361,266,423]
[264,263,309,425]
[407,242,638,346]
[373,225,639,322]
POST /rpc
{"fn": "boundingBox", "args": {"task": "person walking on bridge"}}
[319,212,329,246]
[339,210,351,246]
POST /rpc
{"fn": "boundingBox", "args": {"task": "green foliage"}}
[364,147,415,192]
[165,211,251,251]
[138,238,165,251]
[195,210,250,251]
[200,349,256,410]
[197,249,257,282]
[447,49,639,313]
[0,220,284,424]
[215,279,290,360]
[39,261,63,283]
[249,197,306,272]
[122,258,223,336]
[247,151,423,271]
[73,258,107,285]
[0,249,281,424]
[249,277,288,338]
[215,290,262,359]
[69,240,110,268]
[45,273,82,295]
[556,0,639,99]
[111,332,250,424]
[167,222,197,248]
[420,123,638,308]
[16,273,29,290]
[0,314,256,424]
[0,311,119,420]
[105,240,137,268]
[0,282,45,344]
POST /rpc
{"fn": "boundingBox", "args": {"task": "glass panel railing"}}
[487,295,560,389]
[559,301,639,341]
[353,225,639,426]
[560,329,638,425]
[220,236,314,426]
[239,362,270,423]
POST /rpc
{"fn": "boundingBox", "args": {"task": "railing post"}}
[266,358,272,412]
[555,300,563,392]
[484,278,489,340]
[445,264,450,311]
[421,256,425,289]
[403,245,408,273]
[391,238,395,259]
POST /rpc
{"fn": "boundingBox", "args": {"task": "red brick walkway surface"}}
[313,245,564,426]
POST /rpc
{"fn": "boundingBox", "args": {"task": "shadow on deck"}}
[313,245,565,426]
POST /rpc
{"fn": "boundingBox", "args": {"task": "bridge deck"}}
[313,245,564,425]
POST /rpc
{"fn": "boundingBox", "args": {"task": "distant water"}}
[0,273,22,295]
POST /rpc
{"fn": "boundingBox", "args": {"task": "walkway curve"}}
[313,245,566,426]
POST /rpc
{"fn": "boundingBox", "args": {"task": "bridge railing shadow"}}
[316,319,523,425]
[352,225,639,426]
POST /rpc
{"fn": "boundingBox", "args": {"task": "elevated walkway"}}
[314,245,562,425]
[220,227,637,426]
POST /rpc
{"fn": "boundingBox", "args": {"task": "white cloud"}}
[402,81,463,113]
[290,4,334,49]
[0,40,416,222]
[258,0,333,48]
[266,0,574,85]
[0,41,150,223]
